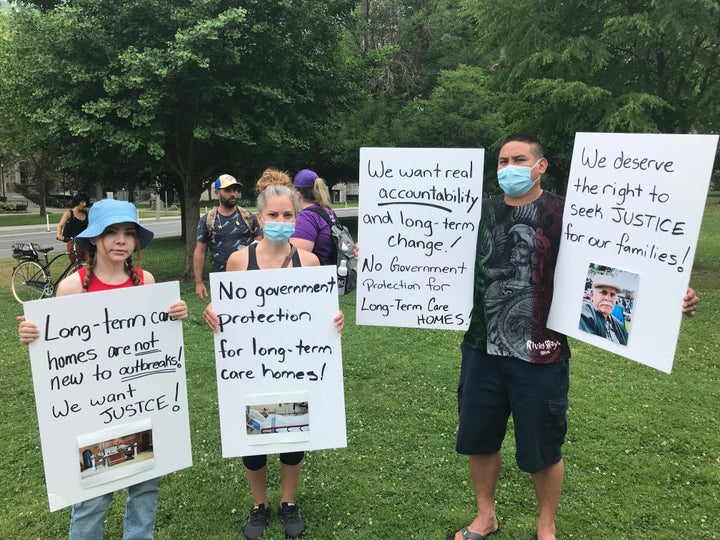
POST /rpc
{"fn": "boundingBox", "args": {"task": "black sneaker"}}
[244,504,270,540]
[278,502,305,538]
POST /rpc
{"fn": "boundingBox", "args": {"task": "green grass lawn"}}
[0,202,718,539]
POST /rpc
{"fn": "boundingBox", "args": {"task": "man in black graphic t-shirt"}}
[450,133,699,540]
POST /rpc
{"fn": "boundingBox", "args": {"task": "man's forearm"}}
[193,248,206,283]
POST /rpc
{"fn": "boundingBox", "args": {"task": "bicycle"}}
[11,241,83,303]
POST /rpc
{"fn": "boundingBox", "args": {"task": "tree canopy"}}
[0,0,360,275]
[337,0,719,190]
[457,0,720,186]
[1,0,718,277]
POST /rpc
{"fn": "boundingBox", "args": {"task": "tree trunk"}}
[181,173,202,280]
[33,158,53,218]
[37,179,47,218]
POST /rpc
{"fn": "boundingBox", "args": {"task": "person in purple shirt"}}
[290,169,337,266]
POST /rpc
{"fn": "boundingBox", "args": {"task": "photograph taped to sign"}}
[245,391,311,445]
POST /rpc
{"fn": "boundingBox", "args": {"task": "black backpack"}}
[303,206,357,295]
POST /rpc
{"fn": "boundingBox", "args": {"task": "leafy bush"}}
[45,195,73,208]
[0,201,28,212]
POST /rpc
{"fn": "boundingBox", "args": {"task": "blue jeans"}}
[69,478,160,540]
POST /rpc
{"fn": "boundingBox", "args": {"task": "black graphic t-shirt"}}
[464,191,571,364]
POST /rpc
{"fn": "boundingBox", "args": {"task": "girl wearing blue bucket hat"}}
[66,198,156,294]
[18,198,187,539]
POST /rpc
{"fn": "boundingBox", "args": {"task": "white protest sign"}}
[210,265,346,457]
[23,282,191,511]
[356,147,484,329]
[547,133,718,373]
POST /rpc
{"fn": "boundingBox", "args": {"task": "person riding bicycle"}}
[56,192,90,263]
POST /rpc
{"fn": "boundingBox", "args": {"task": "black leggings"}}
[242,452,305,471]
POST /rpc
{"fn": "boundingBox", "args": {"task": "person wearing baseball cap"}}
[213,173,240,191]
[194,173,261,300]
[290,169,338,266]
[579,272,629,344]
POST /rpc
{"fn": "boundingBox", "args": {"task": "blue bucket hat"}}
[74,199,154,251]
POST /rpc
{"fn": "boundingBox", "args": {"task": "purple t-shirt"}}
[291,205,336,266]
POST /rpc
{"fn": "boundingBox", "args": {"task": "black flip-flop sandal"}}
[446,525,501,540]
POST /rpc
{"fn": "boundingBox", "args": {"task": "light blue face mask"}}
[263,221,295,245]
[497,160,541,197]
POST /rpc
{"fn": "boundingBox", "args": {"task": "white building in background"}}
[0,161,22,202]
[331,182,359,204]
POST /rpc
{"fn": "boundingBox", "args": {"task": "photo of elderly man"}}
[579,268,637,345]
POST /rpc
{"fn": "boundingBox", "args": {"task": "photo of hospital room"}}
[78,428,155,484]
[246,402,309,436]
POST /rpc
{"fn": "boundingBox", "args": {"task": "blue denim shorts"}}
[456,342,569,474]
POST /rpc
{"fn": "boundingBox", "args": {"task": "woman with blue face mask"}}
[203,184,344,540]
[226,184,320,271]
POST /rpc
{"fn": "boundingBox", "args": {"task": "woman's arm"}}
[333,311,344,334]
[169,300,188,320]
[143,270,156,284]
[56,210,70,241]
[226,248,249,272]
[290,211,317,253]
[203,303,219,332]
[297,249,320,267]
[56,272,84,296]
[203,250,249,331]
[290,237,314,253]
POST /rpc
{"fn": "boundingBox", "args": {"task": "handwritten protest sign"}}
[23,282,191,511]
[356,147,484,329]
[210,266,346,457]
[547,133,718,372]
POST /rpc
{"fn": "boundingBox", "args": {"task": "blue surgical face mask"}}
[497,160,541,197]
[263,221,295,245]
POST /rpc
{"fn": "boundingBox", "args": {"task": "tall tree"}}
[0,7,68,215]
[392,65,505,150]
[331,0,482,176]
[461,0,720,188]
[1,0,356,276]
